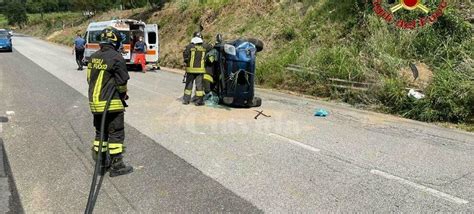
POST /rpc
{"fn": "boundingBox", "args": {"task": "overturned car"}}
[207,35,264,108]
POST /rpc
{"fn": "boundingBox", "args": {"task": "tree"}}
[26,0,44,13]
[5,0,28,27]
[41,0,59,12]
[58,0,72,11]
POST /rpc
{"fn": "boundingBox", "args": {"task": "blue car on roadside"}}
[0,29,13,52]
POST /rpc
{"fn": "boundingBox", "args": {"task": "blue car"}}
[0,29,12,52]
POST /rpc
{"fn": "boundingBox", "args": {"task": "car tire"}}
[247,38,264,52]
[8,48,12,52]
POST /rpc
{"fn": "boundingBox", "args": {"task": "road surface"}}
[0,35,473,212]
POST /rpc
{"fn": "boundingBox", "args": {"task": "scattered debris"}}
[254,110,271,120]
[6,111,15,116]
[205,92,220,107]
[408,89,425,99]
[314,109,329,117]
[409,63,419,80]
[400,63,433,89]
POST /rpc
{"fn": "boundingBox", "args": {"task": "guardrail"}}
[327,78,373,91]
[285,64,373,91]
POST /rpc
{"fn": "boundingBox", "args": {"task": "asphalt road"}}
[0,35,473,212]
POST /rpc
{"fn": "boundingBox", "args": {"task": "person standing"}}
[133,36,147,72]
[182,32,211,106]
[72,33,86,70]
[87,27,133,177]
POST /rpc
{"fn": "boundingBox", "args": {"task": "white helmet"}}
[191,37,203,44]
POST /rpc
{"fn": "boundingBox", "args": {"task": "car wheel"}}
[247,38,264,52]
[8,48,12,52]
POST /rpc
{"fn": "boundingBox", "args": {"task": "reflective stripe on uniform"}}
[93,70,105,104]
[89,99,124,113]
[204,74,214,83]
[93,140,108,152]
[186,46,206,74]
[93,141,123,154]
[108,143,123,154]
[195,91,204,97]
[185,67,206,73]
[208,55,215,63]
[90,69,125,112]
[184,89,192,95]
[190,49,196,70]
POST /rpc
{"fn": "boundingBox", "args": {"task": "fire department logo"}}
[373,0,448,29]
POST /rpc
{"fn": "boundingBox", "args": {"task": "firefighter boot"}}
[195,96,204,106]
[183,95,191,105]
[109,154,133,177]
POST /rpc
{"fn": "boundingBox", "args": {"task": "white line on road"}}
[268,133,320,152]
[371,169,469,205]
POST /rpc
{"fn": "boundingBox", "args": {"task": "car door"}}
[144,24,159,63]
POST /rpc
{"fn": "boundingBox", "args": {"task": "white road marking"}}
[6,111,15,116]
[268,133,320,152]
[371,169,469,205]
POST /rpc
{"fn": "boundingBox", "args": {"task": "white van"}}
[84,19,159,69]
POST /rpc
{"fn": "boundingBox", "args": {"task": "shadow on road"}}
[0,139,24,214]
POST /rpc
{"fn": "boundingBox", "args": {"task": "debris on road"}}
[205,92,220,107]
[254,110,271,120]
[314,108,329,117]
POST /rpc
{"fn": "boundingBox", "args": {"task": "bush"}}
[377,78,413,113]
[406,68,474,122]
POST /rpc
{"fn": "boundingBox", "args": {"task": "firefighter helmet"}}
[100,27,122,50]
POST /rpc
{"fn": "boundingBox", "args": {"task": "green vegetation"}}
[0,14,7,28]
[4,0,28,27]
[7,0,474,129]
[1,0,167,27]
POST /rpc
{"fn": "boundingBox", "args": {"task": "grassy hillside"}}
[13,0,474,129]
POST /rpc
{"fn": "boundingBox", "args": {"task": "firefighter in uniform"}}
[87,27,133,177]
[183,32,211,106]
[204,48,218,94]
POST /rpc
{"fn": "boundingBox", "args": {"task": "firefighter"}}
[204,48,218,95]
[183,32,211,106]
[87,27,133,177]
[203,34,224,96]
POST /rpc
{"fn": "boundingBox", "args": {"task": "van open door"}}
[144,24,159,64]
